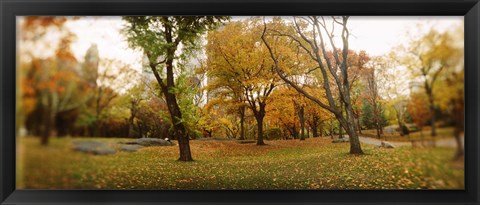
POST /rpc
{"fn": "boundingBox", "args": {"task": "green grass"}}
[17,136,464,190]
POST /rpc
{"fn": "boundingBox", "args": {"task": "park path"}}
[358,136,464,148]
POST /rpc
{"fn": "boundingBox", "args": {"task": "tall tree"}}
[401,29,456,137]
[20,17,79,145]
[434,25,464,160]
[376,53,411,136]
[123,16,228,161]
[262,16,364,154]
[364,58,385,139]
[206,18,283,145]
[406,93,432,138]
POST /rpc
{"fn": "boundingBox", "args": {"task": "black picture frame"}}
[1,0,479,204]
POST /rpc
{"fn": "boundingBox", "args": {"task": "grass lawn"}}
[17,136,464,190]
[361,127,455,142]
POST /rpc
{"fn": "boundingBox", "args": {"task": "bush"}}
[265,128,283,140]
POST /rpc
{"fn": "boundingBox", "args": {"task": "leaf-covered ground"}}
[17,136,464,190]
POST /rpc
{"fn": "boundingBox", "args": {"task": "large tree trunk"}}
[151,54,193,161]
[355,116,362,134]
[255,105,266,145]
[341,112,363,154]
[343,91,364,154]
[164,89,193,161]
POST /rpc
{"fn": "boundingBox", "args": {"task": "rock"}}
[119,144,144,152]
[93,147,117,155]
[133,138,175,146]
[332,138,349,143]
[72,140,117,155]
[383,125,398,134]
[380,141,395,148]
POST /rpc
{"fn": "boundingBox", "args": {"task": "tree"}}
[81,54,135,137]
[401,29,457,137]
[363,59,386,139]
[23,35,82,144]
[262,16,364,154]
[199,97,242,139]
[266,86,301,139]
[123,16,229,161]
[361,101,388,138]
[434,25,464,160]
[20,17,80,145]
[406,93,432,138]
[200,60,248,140]
[376,53,411,136]
[206,18,282,145]
[303,88,330,138]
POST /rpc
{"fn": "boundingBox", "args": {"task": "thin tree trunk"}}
[453,129,464,160]
[127,116,134,137]
[255,105,266,145]
[426,85,437,137]
[299,106,305,140]
[256,116,265,145]
[312,126,318,137]
[452,98,464,161]
[41,94,53,146]
[239,106,245,140]
[430,102,437,137]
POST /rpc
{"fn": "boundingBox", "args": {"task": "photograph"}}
[16,16,464,190]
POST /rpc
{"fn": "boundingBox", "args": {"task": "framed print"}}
[1,0,479,204]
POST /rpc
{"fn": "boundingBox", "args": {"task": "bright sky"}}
[18,16,462,97]
[65,16,144,71]
[63,16,463,73]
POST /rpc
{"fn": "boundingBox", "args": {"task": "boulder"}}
[119,144,144,152]
[383,126,398,134]
[72,140,117,155]
[380,141,395,148]
[93,147,117,155]
[332,138,349,143]
[133,138,175,146]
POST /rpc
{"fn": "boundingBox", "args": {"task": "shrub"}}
[265,128,283,140]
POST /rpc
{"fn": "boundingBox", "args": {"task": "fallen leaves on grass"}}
[17,137,464,190]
